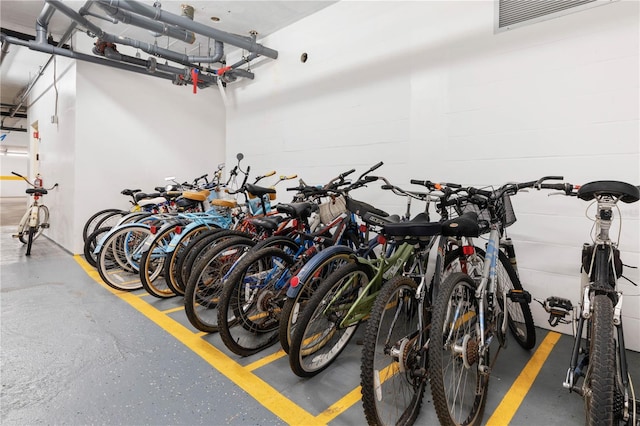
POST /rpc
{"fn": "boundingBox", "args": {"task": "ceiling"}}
[0,1,335,113]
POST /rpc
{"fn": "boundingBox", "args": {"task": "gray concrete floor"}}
[1,197,638,425]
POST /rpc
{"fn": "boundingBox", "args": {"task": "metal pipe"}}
[0,126,28,132]
[92,2,195,44]
[189,40,224,64]
[1,33,177,83]
[0,38,10,65]
[104,0,278,59]
[35,3,56,44]
[47,0,218,69]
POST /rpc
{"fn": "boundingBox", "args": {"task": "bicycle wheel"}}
[585,294,615,425]
[361,275,426,426]
[494,250,536,350]
[83,208,123,242]
[139,225,179,298]
[289,262,369,377]
[97,224,151,291]
[178,229,254,294]
[84,226,112,268]
[164,226,220,295]
[430,272,488,426]
[184,237,256,333]
[217,247,294,356]
[26,226,36,256]
[279,252,353,354]
[171,229,222,292]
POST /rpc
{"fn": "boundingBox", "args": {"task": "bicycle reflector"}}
[174,226,182,235]
[359,224,368,233]
[150,225,157,234]
[290,276,300,288]
[462,246,475,255]
[377,235,386,245]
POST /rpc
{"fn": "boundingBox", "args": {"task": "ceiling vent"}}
[496,0,611,32]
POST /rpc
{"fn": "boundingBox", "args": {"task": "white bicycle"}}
[11,171,58,256]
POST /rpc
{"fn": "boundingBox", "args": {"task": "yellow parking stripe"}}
[0,176,23,180]
[161,306,185,314]
[316,386,362,424]
[246,349,287,372]
[485,331,561,426]
[74,255,319,425]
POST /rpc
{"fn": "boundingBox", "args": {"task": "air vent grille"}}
[498,0,597,29]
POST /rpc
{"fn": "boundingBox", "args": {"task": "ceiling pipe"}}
[48,0,224,68]
[0,38,9,64]
[0,126,28,132]
[1,33,178,83]
[102,0,278,60]
[90,2,196,44]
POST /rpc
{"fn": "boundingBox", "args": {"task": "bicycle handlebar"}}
[11,171,58,190]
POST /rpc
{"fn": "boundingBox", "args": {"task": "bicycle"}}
[536,180,640,425]
[428,177,562,426]
[11,171,58,256]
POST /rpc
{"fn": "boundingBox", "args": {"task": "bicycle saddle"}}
[276,202,318,220]
[381,214,442,239]
[248,216,284,232]
[346,198,389,218]
[246,183,276,198]
[441,212,481,238]
[578,181,640,203]
[26,188,47,195]
[121,189,141,196]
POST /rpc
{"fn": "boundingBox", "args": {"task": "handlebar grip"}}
[381,185,394,190]
[339,169,356,179]
[282,174,298,180]
[264,170,276,177]
[11,171,23,177]
[443,182,462,189]
[364,175,378,183]
[369,161,384,172]
[468,187,493,198]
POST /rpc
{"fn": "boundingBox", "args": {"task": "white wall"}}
[26,42,226,254]
[225,1,640,349]
[0,121,30,196]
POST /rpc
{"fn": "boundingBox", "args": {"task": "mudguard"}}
[286,245,358,298]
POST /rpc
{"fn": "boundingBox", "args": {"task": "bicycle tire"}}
[97,224,151,291]
[84,226,113,268]
[585,294,616,425]
[289,262,369,377]
[139,225,180,298]
[26,225,35,256]
[429,272,488,426]
[178,229,255,294]
[279,252,353,354]
[361,275,426,426]
[184,237,256,333]
[83,208,123,242]
[217,246,294,356]
[494,250,536,350]
[164,226,221,295]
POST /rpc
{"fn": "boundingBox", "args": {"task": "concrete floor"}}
[1,197,639,425]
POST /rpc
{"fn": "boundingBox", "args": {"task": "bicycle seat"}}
[211,199,238,208]
[246,184,276,198]
[578,181,640,203]
[441,212,481,238]
[276,202,318,220]
[381,214,442,240]
[121,189,141,196]
[26,188,47,195]
[183,189,210,202]
[248,216,284,232]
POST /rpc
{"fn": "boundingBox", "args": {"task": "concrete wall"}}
[26,40,226,254]
[224,1,640,349]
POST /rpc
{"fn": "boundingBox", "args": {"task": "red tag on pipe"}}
[191,69,199,94]
[217,66,232,75]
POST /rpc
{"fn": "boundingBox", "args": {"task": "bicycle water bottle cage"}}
[538,296,573,327]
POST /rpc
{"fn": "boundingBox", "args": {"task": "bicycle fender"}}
[164,222,217,253]
[93,223,151,254]
[286,245,357,298]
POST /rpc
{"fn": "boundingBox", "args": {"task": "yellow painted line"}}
[485,331,562,426]
[315,385,362,424]
[74,255,320,426]
[195,331,208,337]
[0,176,23,180]
[161,306,185,314]
[245,349,287,372]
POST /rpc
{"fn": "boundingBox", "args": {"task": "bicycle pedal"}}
[507,289,531,304]
[11,234,21,239]
[41,223,50,229]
